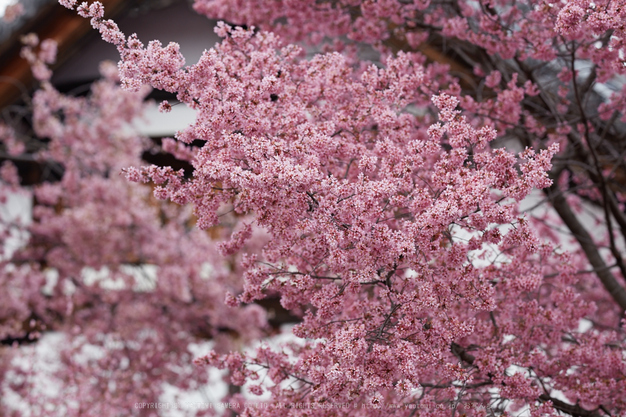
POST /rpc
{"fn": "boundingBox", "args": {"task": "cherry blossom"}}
[2,0,625,415]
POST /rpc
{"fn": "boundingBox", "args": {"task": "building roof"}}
[0,0,190,108]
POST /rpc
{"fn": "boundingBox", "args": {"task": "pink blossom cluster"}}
[2,2,24,23]
[1,36,269,415]
[19,0,626,415]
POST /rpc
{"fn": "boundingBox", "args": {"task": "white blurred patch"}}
[133,101,197,137]
[0,190,32,259]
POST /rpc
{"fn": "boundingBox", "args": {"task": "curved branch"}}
[538,394,605,417]
[545,184,626,313]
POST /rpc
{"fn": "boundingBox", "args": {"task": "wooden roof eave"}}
[0,0,129,110]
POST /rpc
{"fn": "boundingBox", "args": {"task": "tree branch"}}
[538,394,605,417]
[545,183,626,313]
